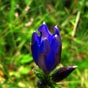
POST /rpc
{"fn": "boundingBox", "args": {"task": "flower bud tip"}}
[55,25,58,28]
[72,65,77,68]
[43,22,46,24]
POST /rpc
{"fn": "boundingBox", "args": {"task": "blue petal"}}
[39,38,50,54]
[51,34,62,66]
[38,23,51,39]
[45,34,62,71]
[31,32,40,45]
[54,25,60,37]
[45,51,56,72]
[31,32,40,64]
[51,34,61,53]
[38,38,50,72]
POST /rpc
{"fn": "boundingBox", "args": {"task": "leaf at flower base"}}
[35,67,45,80]
[52,66,77,82]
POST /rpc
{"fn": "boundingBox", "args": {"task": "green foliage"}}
[0,0,88,88]
[17,54,33,64]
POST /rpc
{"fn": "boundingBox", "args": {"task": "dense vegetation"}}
[0,0,88,88]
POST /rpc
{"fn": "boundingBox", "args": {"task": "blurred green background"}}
[0,0,88,88]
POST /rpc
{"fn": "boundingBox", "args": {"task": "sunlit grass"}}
[0,0,88,88]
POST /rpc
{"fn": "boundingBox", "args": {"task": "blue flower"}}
[31,22,62,73]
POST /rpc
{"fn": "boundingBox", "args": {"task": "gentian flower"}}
[31,22,62,73]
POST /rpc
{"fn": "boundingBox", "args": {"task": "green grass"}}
[0,0,88,88]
